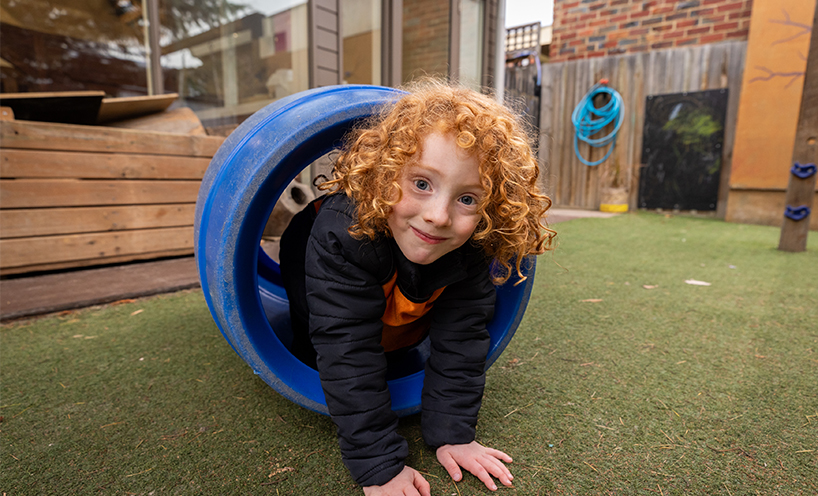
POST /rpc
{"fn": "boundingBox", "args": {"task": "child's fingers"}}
[467,463,500,491]
[485,447,513,463]
[437,451,463,481]
[412,469,432,496]
[476,455,513,487]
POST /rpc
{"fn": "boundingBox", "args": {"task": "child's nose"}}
[422,198,452,227]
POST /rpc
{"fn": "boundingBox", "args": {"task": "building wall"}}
[551,0,753,62]
[402,0,450,81]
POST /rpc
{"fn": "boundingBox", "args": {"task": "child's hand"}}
[436,441,513,491]
[362,466,431,496]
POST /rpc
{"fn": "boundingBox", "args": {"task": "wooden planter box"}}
[0,120,224,275]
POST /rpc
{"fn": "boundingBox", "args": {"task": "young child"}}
[279,81,554,495]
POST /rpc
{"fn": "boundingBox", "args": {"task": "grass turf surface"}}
[2,212,817,495]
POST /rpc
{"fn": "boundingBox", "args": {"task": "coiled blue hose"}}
[572,82,624,166]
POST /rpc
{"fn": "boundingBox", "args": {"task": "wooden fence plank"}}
[0,204,196,239]
[1,179,200,208]
[1,149,209,179]
[0,248,194,276]
[0,120,223,157]
[0,226,194,269]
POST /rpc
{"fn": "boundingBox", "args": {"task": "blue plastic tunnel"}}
[194,85,536,417]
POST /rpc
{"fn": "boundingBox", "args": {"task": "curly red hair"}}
[320,80,555,284]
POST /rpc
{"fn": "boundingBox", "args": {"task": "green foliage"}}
[662,107,722,149]
[2,214,817,494]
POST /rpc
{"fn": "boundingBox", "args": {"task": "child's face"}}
[387,132,483,265]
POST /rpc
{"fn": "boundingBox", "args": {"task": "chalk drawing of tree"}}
[749,9,811,88]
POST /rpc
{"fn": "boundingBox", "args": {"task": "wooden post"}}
[779,2,818,252]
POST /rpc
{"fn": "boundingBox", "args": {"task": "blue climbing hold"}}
[784,205,811,221]
[791,162,817,179]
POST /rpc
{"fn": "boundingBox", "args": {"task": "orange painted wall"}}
[729,0,815,190]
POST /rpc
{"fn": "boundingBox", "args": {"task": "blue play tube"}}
[194,85,536,417]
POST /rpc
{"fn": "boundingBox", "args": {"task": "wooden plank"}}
[718,42,747,218]
[1,149,209,179]
[0,226,194,269]
[96,93,179,124]
[0,204,196,239]
[0,120,223,157]
[103,107,206,135]
[0,91,105,125]
[0,91,106,99]
[0,179,200,208]
[0,248,194,277]
[539,63,555,197]
[780,2,818,251]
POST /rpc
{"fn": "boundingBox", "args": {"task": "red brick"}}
[700,32,726,43]
[580,12,598,21]
[587,51,606,58]
[610,0,630,5]
[604,40,619,48]
[726,28,749,38]
[717,1,744,12]
[703,14,726,23]
[590,19,609,27]
[687,26,711,35]
[676,19,698,28]
[628,45,649,52]
[611,14,629,22]
[714,21,739,32]
[691,8,714,16]
[703,0,723,4]
[662,30,684,39]
[564,1,580,8]
[630,28,650,36]
[675,37,699,46]
[561,32,578,40]
[651,24,673,31]
[652,6,674,15]
[651,41,673,49]
[570,39,586,46]
[631,10,650,18]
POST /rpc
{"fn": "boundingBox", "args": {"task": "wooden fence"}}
[0,120,224,275]
[539,41,747,215]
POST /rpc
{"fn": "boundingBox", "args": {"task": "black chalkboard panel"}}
[638,89,728,211]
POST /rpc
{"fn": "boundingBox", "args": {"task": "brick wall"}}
[551,0,753,62]
[402,0,450,81]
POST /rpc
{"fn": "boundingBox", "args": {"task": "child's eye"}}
[414,179,430,191]
[459,195,477,206]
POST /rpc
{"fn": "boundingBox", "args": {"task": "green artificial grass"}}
[2,212,817,495]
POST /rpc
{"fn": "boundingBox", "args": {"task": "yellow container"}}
[600,203,629,213]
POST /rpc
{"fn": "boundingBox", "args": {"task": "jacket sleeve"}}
[304,201,407,487]
[421,251,496,448]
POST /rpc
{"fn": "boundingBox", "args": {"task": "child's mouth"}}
[411,226,446,244]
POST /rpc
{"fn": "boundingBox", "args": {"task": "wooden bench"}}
[0,119,224,275]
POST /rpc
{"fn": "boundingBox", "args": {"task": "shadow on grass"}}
[2,213,816,494]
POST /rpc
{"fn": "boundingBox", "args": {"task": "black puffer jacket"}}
[280,193,496,487]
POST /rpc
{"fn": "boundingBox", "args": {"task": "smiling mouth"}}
[411,226,447,244]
